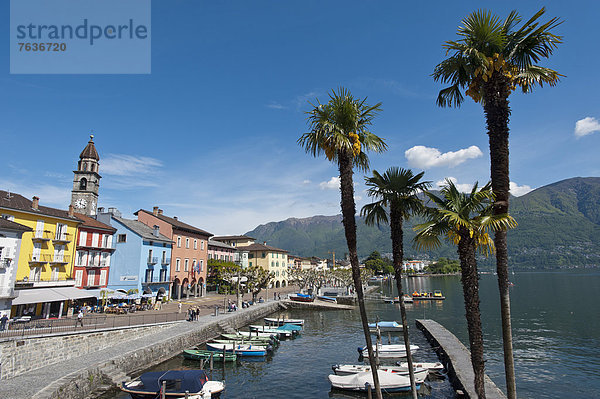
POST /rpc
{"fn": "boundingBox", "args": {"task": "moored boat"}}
[206,342,269,357]
[329,370,421,393]
[316,295,337,303]
[412,290,445,300]
[368,321,403,332]
[264,317,304,326]
[331,364,428,382]
[247,326,294,338]
[397,361,444,371]
[183,349,237,362]
[358,344,419,358]
[220,333,278,345]
[120,370,224,399]
[289,293,315,302]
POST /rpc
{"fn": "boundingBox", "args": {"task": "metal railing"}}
[147,256,158,265]
[51,254,71,264]
[162,257,171,265]
[0,311,187,340]
[32,230,53,240]
[28,253,52,263]
[53,232,71,242]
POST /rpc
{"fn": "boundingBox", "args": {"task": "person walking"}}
[178,302,182,313]
[77,309,84,327]
[0,313,8,331]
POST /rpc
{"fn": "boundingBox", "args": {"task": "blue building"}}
[97,209,172,300]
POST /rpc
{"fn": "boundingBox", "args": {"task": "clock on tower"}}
[71,135,101,216]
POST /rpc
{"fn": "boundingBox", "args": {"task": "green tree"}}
[364,251,393,274]
[361,167,430,398]
[414,180,517,399]
[433,9,562,397]
[298,87,387,398]
[243,265,273,302]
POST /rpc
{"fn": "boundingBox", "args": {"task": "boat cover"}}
[329,370,411,391]
[139,370,208,393]
[368,321,401,328]
[277,323,302,331]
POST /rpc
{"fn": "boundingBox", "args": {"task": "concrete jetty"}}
[416,319,507,399]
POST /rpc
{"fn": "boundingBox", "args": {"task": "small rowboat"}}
[412,290,445,300]
[317,295,337,303]
[368,321,403,332]
[332,364,428,382]
[206,342,270,357]
[220,333,278,344]
[358,344,419,358]
[329,370,421,393]
[212,338,276,347]
[247,326,294,338]
[183,349,237,362]
[397,361,444,371]
[264,317,304,326]
[225,331,280,339]
[289,293,315,302]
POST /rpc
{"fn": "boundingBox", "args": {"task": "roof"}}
[242,242,288,253]
[134,209,212,237]
[73,212,116,233]
[207,239,236,250]
[0,218,31,232]
[0,190,82,223]
[213,235,255,241]
[79,135,99,160]
[113,216,173,243]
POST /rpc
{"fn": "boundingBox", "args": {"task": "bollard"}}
[366,382,372,399]
[388,332,391,345]
[214,306,219,316]
[161,381,166,399]
[210,353,214,371]
[184,390,189,399]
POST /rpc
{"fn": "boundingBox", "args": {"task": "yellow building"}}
[242,242,289,289]
[0,191,91,318]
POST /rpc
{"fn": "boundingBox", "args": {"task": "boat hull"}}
[183,349,237,362]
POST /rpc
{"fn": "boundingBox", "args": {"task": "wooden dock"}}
[416,319,507,399]
[281,299,355,310]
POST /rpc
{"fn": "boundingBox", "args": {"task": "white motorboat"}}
[368,320,403,332]
[120,370,224,398]
[206,342,269,356]
[264,317,304,326]
[332,364,428,382]
[397,361,444,371]
[358,344,419,358]
[329,370,421,393]
[247,326,294,337]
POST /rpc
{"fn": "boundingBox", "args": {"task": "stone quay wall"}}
[0,322,174,380]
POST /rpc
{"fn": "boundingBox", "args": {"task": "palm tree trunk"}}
[390,205,418,398]
[485,72,517,399]
[458,231,486,399]
[338,152,382,399]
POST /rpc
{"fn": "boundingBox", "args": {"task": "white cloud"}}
[574,116,600,137]
[405,145,483,169]
[510,182,533,197]
[295,91,321,110]
[0,179,70,207]
[101,154,163,176]
[319,176,340,190]
[266,102,287,110]
[302,180,311,185]
[435,177,473,193]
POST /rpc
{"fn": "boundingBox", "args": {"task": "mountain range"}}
[245,177,600,269]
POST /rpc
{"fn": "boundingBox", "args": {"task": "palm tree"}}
[361,167,430,399]
[298,87,387,398]
[414,180,517,399]
[432,9,562,398]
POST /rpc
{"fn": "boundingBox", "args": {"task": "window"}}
[55,223,67,240]
[75,269,83,287]
[200,259,204,272]
[184,259,189,271]
[145,269,153,283]
[29,266,41,281]
[192,259,196,271]
[160,268,167,281]
[194,239,197,249]
[117,234,126,243]
[177,237,181,248]
[102,234,110,248]
[79,178,87,190]
[176,258,181,272]
[271,261,274,267]
[200,240,205,250]
[92,233,100,247]
[35,220,44,238]
[276,261,279,267]
[99,269,107,286]
[261,252,266,258]
[76,251,87,266]
[186,238,189,248]
[79,231,87,246]
[101,252,110,267]
[162,251,167,264]
[249,261,252,267]
[87,269,96,286]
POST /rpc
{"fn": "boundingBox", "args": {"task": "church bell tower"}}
[71,135,101,216]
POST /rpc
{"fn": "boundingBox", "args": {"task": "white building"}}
[403,260,428,272]
[0,218,31,315]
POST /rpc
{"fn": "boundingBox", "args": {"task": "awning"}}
[12,287,99,305]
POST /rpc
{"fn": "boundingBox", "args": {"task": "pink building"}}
[208,239,236,262]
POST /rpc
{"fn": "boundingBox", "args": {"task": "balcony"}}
[15,277,75,288]
[147,256,158,265]
[32,230,53,242]
[78,242,116,251]
[0,258,12,269]
[50,254,71,264]
[161,257,171,265]
[29,253,52,264]
[53,232,71,244]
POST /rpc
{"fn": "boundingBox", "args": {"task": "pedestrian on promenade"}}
[178,302,182,313]
[0,313,8,331]
[274,292,277,301]
[77,309,84,327]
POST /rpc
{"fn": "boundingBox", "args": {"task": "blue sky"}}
[1,1,599,235]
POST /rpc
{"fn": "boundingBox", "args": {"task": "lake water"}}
[107,270,600,398]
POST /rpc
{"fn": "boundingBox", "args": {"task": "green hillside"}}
[246,177,600,269]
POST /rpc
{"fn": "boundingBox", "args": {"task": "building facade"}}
[0,218,31,316]
[212,235,255,268]
[135,208,212,299]
[73,212,116,290]
[99,210,172,300]
[242,242,289,288]
[208,240,236,262]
